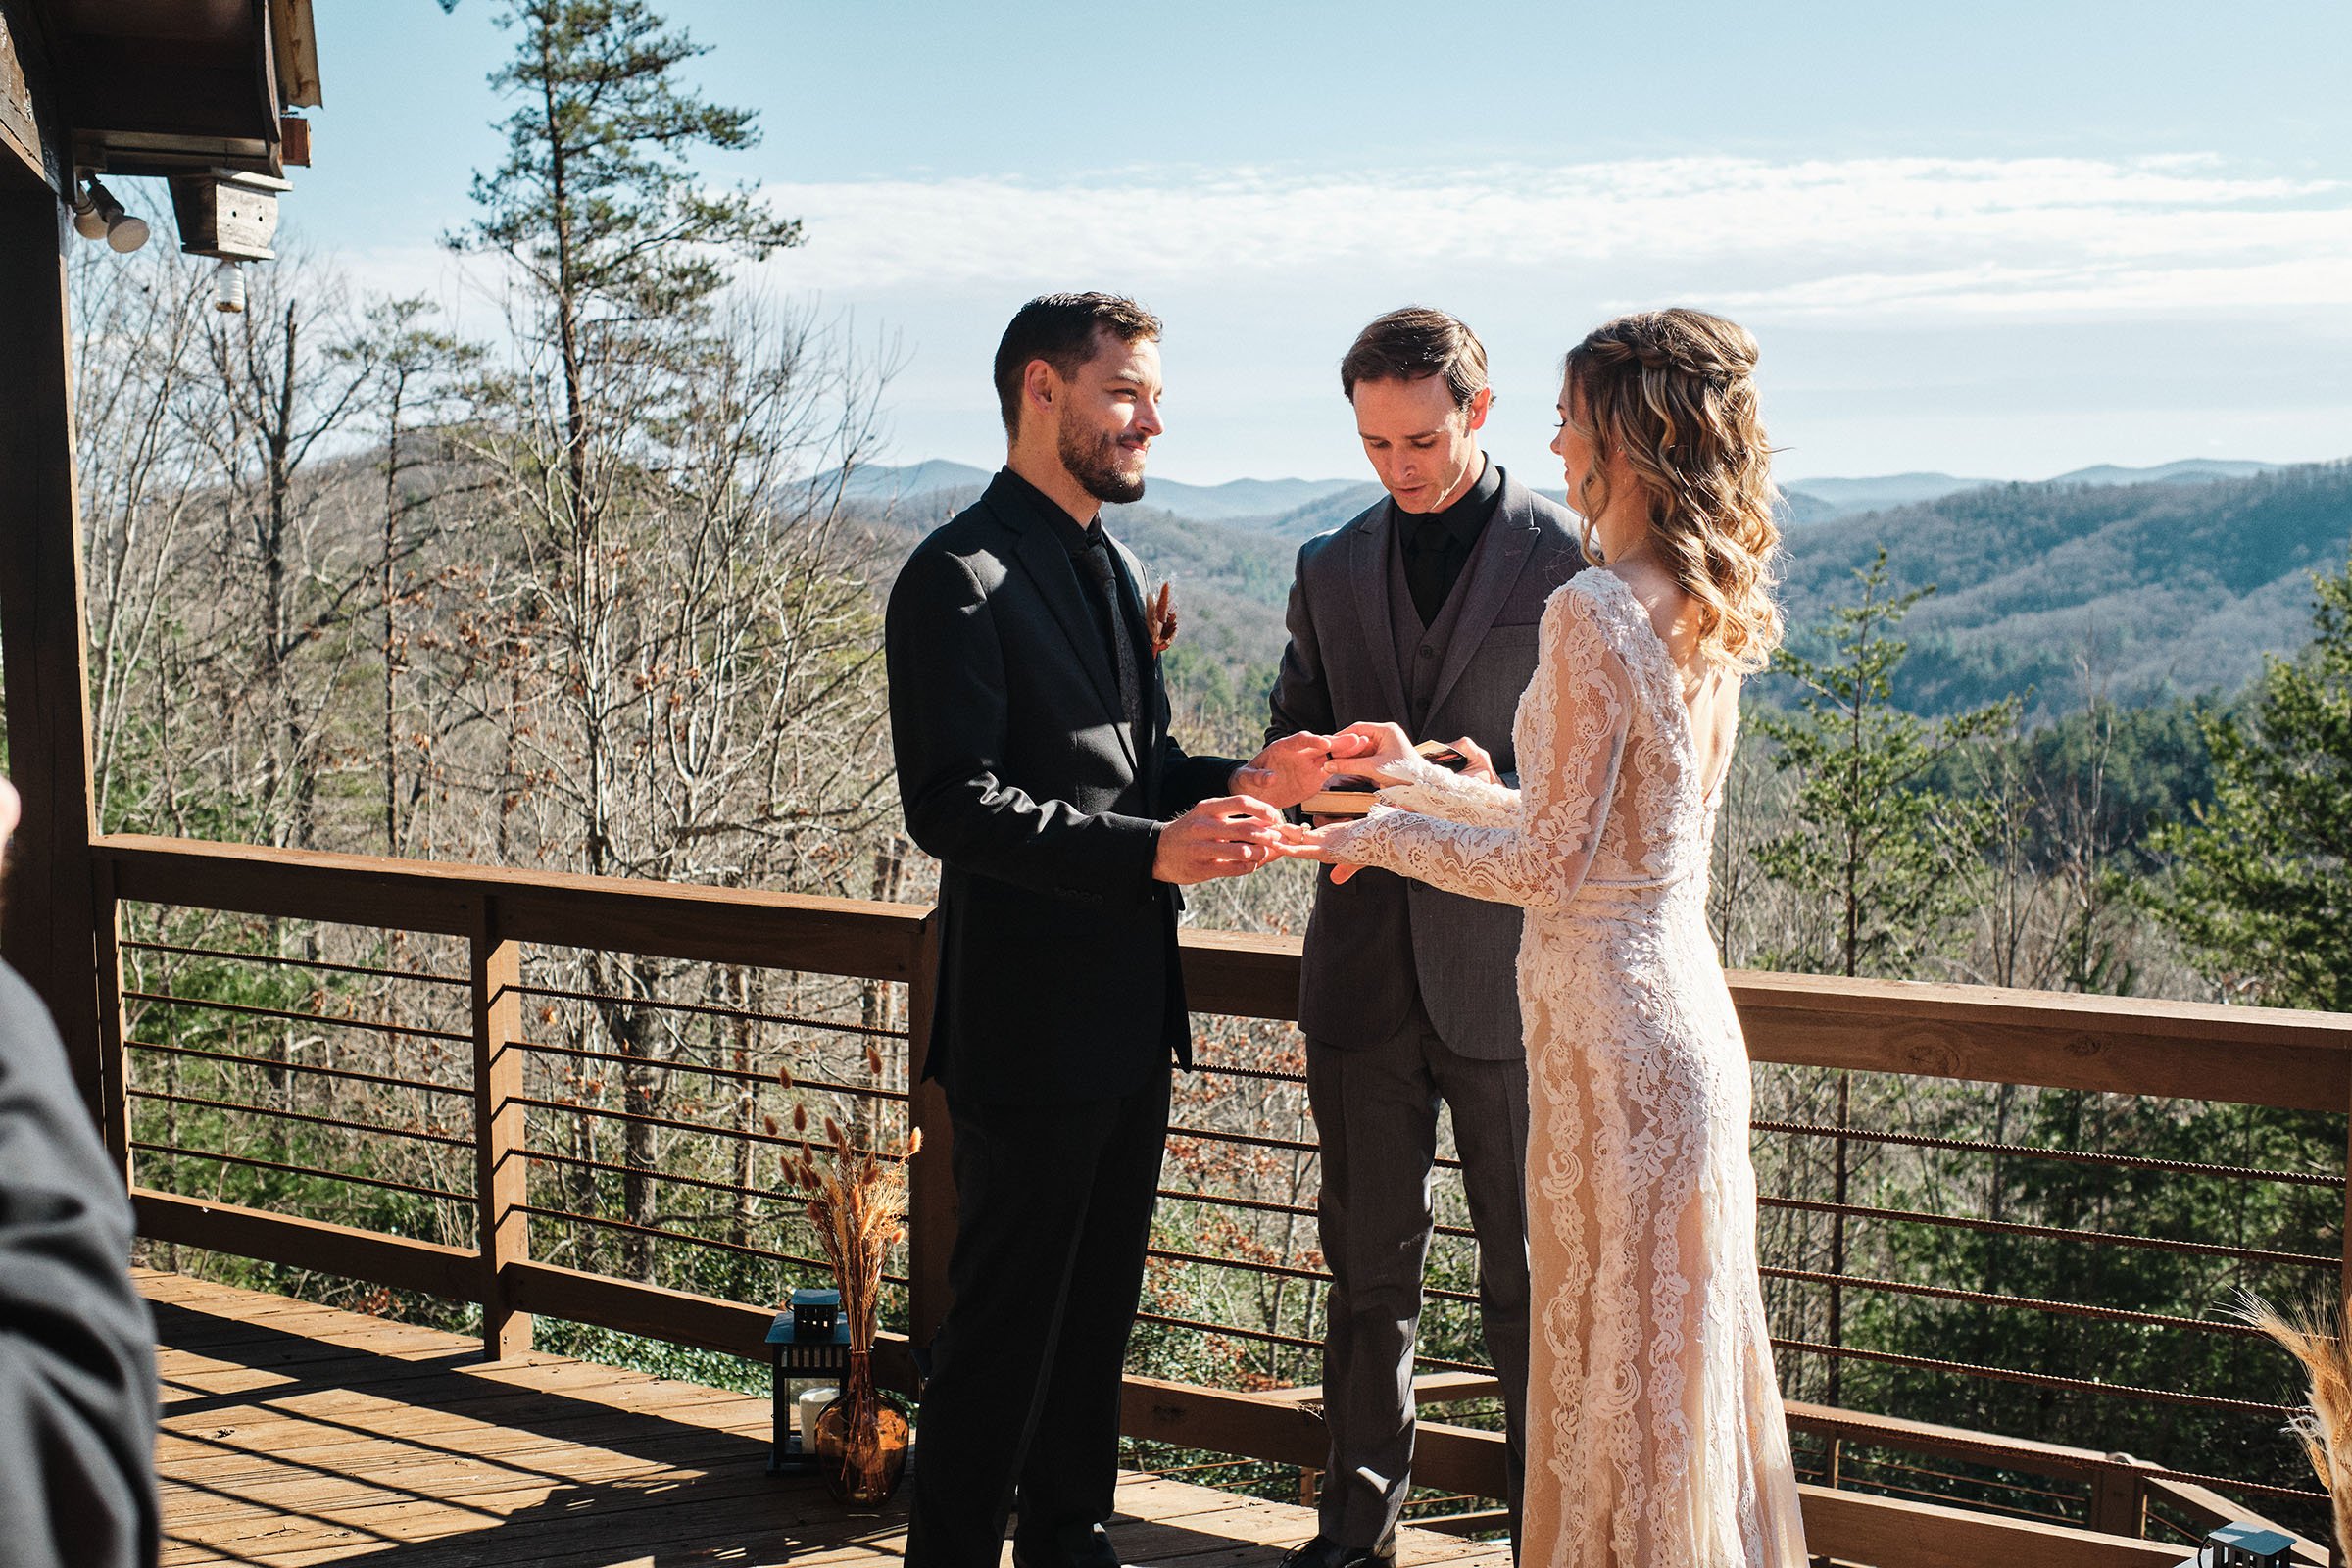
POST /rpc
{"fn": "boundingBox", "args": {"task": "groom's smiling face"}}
[1054,331,1165,506]
[1352,373,1491,514]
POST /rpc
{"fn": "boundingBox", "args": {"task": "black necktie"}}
[1077,543,1144,739]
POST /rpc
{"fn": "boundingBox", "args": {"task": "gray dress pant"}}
[1306,995,1531,1550]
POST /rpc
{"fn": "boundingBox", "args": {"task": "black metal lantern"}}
[768,1288,851,1473]
[793,1287,841,1339]
[2177,1521,2299,1568]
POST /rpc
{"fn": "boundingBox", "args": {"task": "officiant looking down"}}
[1267,307,1586,1565]
[884,292,1354,1568]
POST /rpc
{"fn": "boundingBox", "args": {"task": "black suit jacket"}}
[0,961,160,1568]
[887,471,1237,1105]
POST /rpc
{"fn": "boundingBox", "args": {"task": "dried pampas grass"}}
[778,1070,919,1353]
[2237,1289,2352,1553]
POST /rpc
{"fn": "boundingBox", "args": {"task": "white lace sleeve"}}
[1374,754,1519,827]
[1324,588,1629,914]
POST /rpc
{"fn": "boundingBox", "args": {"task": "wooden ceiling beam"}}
[0,0,61,189]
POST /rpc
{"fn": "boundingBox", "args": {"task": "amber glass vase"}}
[813,1348,910,1505]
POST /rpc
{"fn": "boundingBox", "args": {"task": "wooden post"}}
[2088,1460,2144,1539]
[0,150,108,1147]
[471,895,532,1359]
[2342,1106,2352,1323]
[906,910,955,1357]
[91,854,129,1184]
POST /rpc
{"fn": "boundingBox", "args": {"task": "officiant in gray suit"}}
[1267,309,1583,1567]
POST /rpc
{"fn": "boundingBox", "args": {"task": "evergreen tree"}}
[447,0,887,1280]
[2149,557,2352,1010]
[1750,548,2011,1402]
[1754,549,2014,980]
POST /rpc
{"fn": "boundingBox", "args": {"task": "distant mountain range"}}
[848,455,2344,721]
[835,460,1362,524]
[1776,459,2288,523]
[840,457,2296,533]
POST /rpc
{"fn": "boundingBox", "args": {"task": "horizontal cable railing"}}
[86,832,2350,1564]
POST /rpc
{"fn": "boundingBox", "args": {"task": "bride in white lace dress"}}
[1284,310,1808,1567]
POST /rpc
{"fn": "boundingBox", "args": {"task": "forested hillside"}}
[1776,462,2352,718]
[864,462,2346,732]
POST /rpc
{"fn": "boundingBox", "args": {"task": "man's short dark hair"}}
[994,293,1163,435]
[1340,306,1489,409]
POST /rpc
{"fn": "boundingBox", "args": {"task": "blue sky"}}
[252,1,2351,485]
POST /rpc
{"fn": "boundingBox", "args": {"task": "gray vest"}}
[1388,516,1486,733]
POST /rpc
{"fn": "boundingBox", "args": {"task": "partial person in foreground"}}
[0,777,163,1568]
[1266,307,1584,1566]
[1283,310,1809,1566]
[886,293,1344,1568]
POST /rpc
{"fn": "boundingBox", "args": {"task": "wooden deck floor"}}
[144,1270,1510,1568]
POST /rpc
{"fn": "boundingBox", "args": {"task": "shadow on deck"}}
[144,1270,1509,1568]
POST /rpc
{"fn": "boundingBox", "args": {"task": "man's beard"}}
[1060,421,1147,505]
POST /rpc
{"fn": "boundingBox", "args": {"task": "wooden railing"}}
[80,833,2352,1568]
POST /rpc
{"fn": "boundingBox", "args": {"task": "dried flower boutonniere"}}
[1146,580,1179,657]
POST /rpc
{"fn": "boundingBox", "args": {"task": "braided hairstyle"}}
[1563,309,1783,673]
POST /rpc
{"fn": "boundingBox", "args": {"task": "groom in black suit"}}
[888,293,1344,1568]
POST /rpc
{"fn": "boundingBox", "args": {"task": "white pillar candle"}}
[797,1386,839,1447]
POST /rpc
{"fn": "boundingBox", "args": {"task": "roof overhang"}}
[11,0,318,183]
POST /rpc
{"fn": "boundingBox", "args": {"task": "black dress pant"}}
[904,1072,1171,1568]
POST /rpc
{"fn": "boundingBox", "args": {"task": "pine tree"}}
[449,0,839,1279]
[1754,548,2015,979]
[1750,548,2012,1403]
[2149,557,2352,1010]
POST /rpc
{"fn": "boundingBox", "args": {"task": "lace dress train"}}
[1325,570,1807,1568]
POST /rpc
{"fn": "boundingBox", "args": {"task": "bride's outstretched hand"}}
[1272,819,1368,885]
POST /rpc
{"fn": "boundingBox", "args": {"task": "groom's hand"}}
[1232,730,1373,810]
[1153,795,1286,885]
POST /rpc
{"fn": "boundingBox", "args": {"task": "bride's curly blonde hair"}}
[1563,309,1783,673]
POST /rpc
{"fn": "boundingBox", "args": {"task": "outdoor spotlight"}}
[78,180,148,253]
[72,187,108,240]
[211,260,246,314]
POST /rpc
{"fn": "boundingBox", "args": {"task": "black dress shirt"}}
[1397,455,1503,627]
[995,467,1148,711]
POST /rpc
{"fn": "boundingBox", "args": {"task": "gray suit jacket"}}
[1267,468,1584,1059]
[0,961,160,1568]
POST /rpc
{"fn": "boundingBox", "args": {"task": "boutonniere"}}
[1146,580,1179,657]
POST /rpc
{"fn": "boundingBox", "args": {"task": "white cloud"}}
[285,156,2352,482]
[750,154,2352,320]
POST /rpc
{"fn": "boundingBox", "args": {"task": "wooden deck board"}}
[142,1271,1510,1568]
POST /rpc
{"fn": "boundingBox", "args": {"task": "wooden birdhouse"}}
[169,169,289,261]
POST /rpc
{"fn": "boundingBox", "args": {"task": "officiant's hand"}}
[1231,730,1374,810]
[1446,735,1499,786]
[1153,795,1287,884]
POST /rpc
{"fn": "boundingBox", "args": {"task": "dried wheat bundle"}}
[774,1059,920,1352]
[2236,1289,2352,1551]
